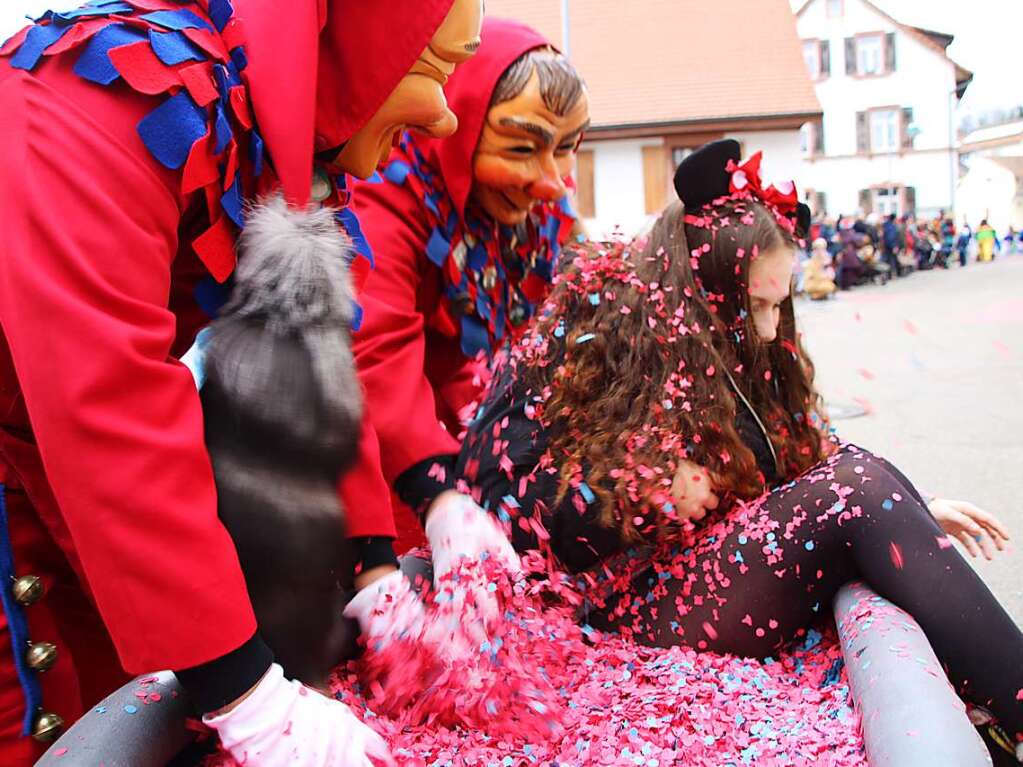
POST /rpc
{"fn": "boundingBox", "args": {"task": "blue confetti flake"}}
[881,498,894,511]
[220,175,243,228]
[140,9,213,32]
[9,21,69,71]
[208,0,233,31]
[148,29,205,66]
[193,276,230,319]
[52,2,133,23]
[213,99,233,153]
[578,481,596,504]
[137,90,208,170]
[229,45,247,71]
[248,127,265,177]
[337,207,374,266]
[73,23,146,85]
[384,159,411,185]
[460,315,489,358]
[425,228,450,267]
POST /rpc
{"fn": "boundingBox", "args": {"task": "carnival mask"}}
[335,0,484,179]
[471,59,590,226]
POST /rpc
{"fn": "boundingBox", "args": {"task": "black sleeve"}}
[456,363,624,573]
[350,535,400,572]
[174,632,274,714]
[394,453,457,519]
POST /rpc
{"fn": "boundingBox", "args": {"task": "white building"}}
[957,120,1023,230]
[793,0,972,220]
[487,0,821,238]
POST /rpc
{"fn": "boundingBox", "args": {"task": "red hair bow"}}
[726,152,799,217]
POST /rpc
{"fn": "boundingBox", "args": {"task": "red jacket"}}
[0,0,453,676]
[343,19,572,550]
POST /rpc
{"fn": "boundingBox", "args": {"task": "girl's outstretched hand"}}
[927,498,1010,560]
[671,460,720,523]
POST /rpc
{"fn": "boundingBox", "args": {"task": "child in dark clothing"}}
[459,140,1022,763]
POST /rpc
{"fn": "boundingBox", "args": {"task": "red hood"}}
[235,0,456,206]
[417,17,551,223]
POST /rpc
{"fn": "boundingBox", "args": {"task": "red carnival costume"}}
[0,1,457,761]
[342,19,578,552]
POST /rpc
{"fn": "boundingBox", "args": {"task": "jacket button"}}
[26,641,58,672]
[12,575,43,606]
[31,711,64,743]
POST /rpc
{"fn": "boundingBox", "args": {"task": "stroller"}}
[858,243,891,285]
[915,234,940,270]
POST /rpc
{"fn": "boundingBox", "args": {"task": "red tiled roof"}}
[485,0,821,130]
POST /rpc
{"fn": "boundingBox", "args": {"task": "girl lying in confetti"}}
[458,139,1023,763]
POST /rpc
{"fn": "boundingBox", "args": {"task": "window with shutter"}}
[885,33,896,72]
[901,107,915,149]
[856,34,884,76]
[814,119,826,155]
[845,37,856,75]
[642,145,668,215]
[802,41,820,79]
[818,191,828,216]
[820,40,831,77]
[875,187,900,216]
[869,109,899,152]
[856,112,869,153]
[904,186,917,215]
[574,149,595,218]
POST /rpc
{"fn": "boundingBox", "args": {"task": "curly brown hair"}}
[517,203,763,543]
[683,197,829,481]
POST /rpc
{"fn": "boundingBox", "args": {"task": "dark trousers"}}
[882,248,900,277]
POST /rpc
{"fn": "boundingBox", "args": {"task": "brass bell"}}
[482,267,497,290]
[31,711,64,743]
[12,575,43,606]
[310,167,332,203]
[26,641,58,672]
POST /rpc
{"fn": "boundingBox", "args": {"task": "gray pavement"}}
[797,254,1023,625]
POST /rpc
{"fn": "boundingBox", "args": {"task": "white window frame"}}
[874,186,901,217]
[869,109,899,153]
[802,40,820,79]
[856,34,884,76]
[671,147,693,168]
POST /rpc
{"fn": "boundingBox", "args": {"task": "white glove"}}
[425,491,522,584]
[203,663,393,767]
[343,569,425,645]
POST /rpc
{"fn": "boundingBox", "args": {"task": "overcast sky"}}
[3,0,1019,117]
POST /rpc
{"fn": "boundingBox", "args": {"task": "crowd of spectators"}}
[795,211,1022,300]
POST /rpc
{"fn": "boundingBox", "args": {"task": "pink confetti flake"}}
[856,368,875,381]
[889,542,904,570]
[903,319,918,335]
[204,553,866,767]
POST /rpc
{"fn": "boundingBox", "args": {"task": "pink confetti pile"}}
[207,556,866,767]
